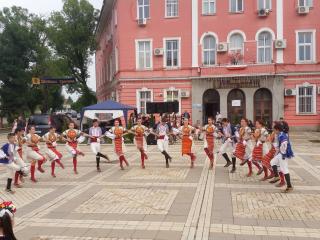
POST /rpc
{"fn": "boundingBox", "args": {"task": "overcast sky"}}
[0,0,104,99]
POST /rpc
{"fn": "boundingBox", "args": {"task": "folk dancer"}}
[246,120,268,177]
[152,117,172,168]
[202,117,216,170]
[269,123,294,193]
[179,118,196,168]
[88,119,110,172]
[234,118,253,176]
[62,122,85,174]
[260,129,278,181]
[13,128,27,187]
[25,126,46,182]
[0,201,18,239]
[129,118,148,169]
[0,133,24,193]
[108,119,129,170]
[43,126,64,178]
[218,118,237,172]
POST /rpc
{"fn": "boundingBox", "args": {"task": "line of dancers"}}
[1,115,294,194]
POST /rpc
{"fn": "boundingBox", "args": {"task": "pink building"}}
[95,0,320,130]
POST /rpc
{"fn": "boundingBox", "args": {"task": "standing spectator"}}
[11,119,17,133]
[17,115,26,131]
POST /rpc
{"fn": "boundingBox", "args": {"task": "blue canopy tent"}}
[80,100,136,129]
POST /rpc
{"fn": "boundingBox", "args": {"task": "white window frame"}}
[202,0,216,15]
[296,30,316,64]
[163,37,181,69]
[137,0,150,20]
[298,0,313,7]
[136,88,153,114]
[201,34,217,66]
[258,0,272,10]
[295,83,317,115]
[257,31,273,64]
[165,0,179,18]
[135,39,153,70]
[163,88,181,114]
[229,0,244,13]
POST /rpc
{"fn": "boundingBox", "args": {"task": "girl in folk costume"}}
[0,201,18,240]
[247,120,268,177]
[129,118,148,169]
[202,117,216,170]
[25,126,46,182]
[108,119,129,170]
[269,123,294,193]
[152,117,172,168]
[260,128,278,181]
[218,118,237,172]
[179,118,196,168]
[43,126,64,178]
[234,118,253,175]
[13,128,27,187]
[62,122,85,174]
[88,119,110,172]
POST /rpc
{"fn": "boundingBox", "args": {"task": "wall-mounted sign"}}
[232,100,241,107]
[32,77,76,85]
[212,78,260,89]
[192,103,202,109]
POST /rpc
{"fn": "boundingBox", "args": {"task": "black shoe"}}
[224,161,232,167]
[240,159,248,166]
[269,177,280,184]
[230,167,236,173]
[257,168,264,175]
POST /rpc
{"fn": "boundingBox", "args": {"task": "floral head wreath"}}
[0,201,16,218]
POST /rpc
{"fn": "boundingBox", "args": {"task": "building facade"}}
[96,0,320,130]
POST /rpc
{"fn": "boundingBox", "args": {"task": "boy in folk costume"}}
[130,118,148,169]
[26,126,46,182]
[62,122,85,174]
[0,133,24,193]
[152,117,172,168]
[88,119,110,172]
[234,118,252,175]
[269,123,294,193]
[13,128,27,187]
[218,118,237,172]
[43,126,64,178]
[108,119,129,170]
[202,117,216,170]
[179,118,196,168]
[245,120,267,177]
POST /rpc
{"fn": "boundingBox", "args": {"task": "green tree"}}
[48,0,99,108]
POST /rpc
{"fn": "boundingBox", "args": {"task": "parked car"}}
[27,114,77,136]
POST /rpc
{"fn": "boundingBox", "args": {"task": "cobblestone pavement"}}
[0,132,320,240]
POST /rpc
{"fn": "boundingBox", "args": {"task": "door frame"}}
[202,89,220,124]
[227,88,246,124]
[253,88,273,127]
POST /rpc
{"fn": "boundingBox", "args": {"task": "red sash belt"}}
[158,135,165,140]
[91,137,98,143]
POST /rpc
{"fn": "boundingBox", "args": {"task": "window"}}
[257,31,272,63]
[166,0,178,17]
[229,33,244,64]
[298,0,313,7]
[137,90,152,114]
[296,84,316,114]
[202,35,216,66]
[258,0,271,9]
[137,0,150,19]
[296,31,315,63]
[166,90,179,102]
[136,40,152,70]
[230,0,243,13]
[203,0,216,15]
[164,38,180,68]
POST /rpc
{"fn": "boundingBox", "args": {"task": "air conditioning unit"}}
[217,42,228,52]
[274,39,287,49]
[297,6,310,14]
[137,18,147,26]
[284,89,297,96]
[181,90,190,98]
[258,8,270,17]
[154,48,164,56]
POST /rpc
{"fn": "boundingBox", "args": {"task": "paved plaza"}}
[0,132,320,240]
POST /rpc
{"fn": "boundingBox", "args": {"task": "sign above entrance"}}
[232,100,241,107]
[213,78,260,89]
